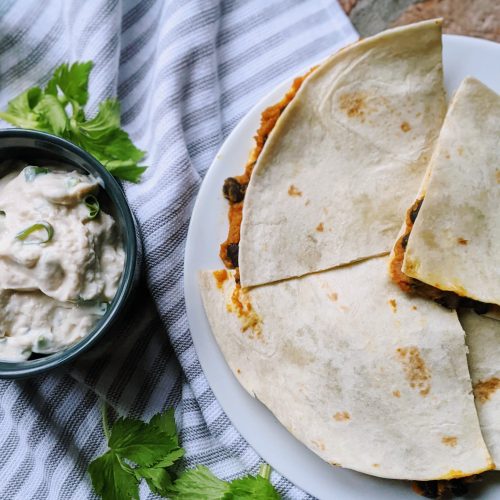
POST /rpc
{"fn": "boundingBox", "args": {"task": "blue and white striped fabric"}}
[0,1,357,498]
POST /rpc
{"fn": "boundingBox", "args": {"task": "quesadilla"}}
[390,78,500,312]
[227,19,446,288]
[199,257,493,480]
[460,310,500,467]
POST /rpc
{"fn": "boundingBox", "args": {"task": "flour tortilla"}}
[402,77,500,305]
[199,257,492,480]
[239,20,446,288]
[460,310,500,468]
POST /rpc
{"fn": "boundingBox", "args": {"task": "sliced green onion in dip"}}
[66,176,80,189]
[84,195,100,219]
[33,335,50,353]
[16,221,54,244]
[24,166,49,182]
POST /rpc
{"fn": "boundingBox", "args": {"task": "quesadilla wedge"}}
[460,310,500,467]
[199,256,493,480]
[231,19,446,288]
[390,78,500,313]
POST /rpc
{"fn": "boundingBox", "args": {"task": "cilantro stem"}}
[101,403,111,441]
[70,101,80,119]
[258,463,271,480]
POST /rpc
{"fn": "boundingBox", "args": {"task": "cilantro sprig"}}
[0,62,146,183]
[89,405,184,499]
[88,405,281,500]
[171,463,281,500]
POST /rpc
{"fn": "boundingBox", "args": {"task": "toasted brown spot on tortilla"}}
[282,341,315,367]
[212,269,228,289]
[236,368,241,374]
[421,229,438,248]
[396,346,431,396]
[327,292,338,302]
[333,411,350,421]
[457,146,464,156]
[339,91,369,120]
[404,257,419,275]
[411,305,417,310]
[316,222,324,232]
[474,377,500,403]
[496,169,500,184]
[312,440,326,451]
[372,464,380,468]
[388,298,397,312]
[442,436,457,447]
[457,237,468,245]
[288,184,302,197]
[392,390,401,398]
[400,121,411,132]
[330,461,341,467]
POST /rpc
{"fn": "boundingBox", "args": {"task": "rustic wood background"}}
[340,0,500,41]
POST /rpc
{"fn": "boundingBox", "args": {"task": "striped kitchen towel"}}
[0,1,357,498]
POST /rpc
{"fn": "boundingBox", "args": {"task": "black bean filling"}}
[414,478,470,499]
[227,243,239,267]
[434,293,491,314]
[449,479,469,497]
[459,297,491,315]
[417,481,439,499]
[401,233,409,249]
[409,198,423,223]
[223,177,247,204]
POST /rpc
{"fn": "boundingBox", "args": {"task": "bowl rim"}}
[0,128,138,378]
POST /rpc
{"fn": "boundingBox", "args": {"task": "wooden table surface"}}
[340,0,500,42]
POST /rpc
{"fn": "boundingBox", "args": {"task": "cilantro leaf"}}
[34,94,68,135]
[0,61,147,182]
[102,164,146,183]
[152,447,185,469]
[46,61,93,106]
[170,464,282,500]
[135,466,173,496]
[77,99,120,138]
[0,88,46,130]
[226,475,281,499]
[109,417,182,467]
[76,101,146,183]
[170,465,230,499]
[88,450,139,500]
[149,408,178,438]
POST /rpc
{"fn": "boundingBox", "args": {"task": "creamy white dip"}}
[0,163,125,361]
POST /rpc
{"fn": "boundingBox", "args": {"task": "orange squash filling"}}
[219,67,317,269]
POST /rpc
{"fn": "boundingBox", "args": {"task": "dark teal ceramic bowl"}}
[0,129,141,378]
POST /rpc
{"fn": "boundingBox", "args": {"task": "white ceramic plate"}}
[184,35,500,499]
